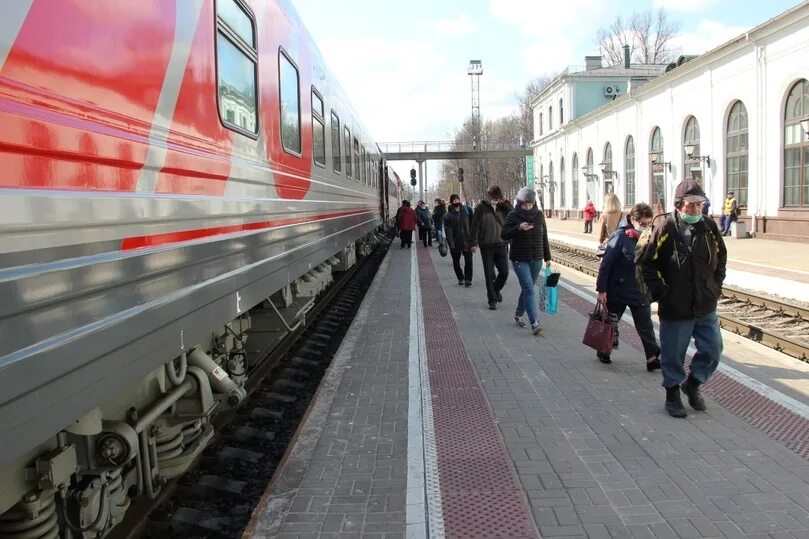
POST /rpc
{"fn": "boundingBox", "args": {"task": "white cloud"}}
[420,13,477,37]
[489,0,608,36]
[671,20,751,55]
[654,0,721,13]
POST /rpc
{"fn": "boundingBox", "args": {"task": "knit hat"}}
[516,187,537,204]
[449,193,460,203]
[487,184,503,199]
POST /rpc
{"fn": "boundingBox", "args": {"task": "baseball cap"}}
[674,179,706,203]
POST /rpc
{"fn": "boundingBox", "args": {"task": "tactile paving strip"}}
[417,248,539,539]
[561,288,809,461]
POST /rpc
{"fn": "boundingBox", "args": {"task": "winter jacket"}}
[583,202,597,222]
[598,211,623,244]
[432,205,446,231]
[722,196,738,218]
[501,206,551,262]
[471,199,513,248]
[640,213,727,320]
[416,206,432,229]
[443,205,473,251]
[397,206,417,231]
[596,219,646,306]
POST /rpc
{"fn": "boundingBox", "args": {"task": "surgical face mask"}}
[680,212,701,225]
[635,225,648,234]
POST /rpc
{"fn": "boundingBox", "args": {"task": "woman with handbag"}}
[501,187,551,335]
[594,202,661,370]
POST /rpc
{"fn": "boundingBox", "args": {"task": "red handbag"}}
[582,302,614,354]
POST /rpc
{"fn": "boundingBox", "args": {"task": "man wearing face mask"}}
[443,194,474,286]
[640,180,727,418]
[471,184,513,310]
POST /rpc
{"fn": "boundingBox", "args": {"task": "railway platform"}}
[244,239,809,539]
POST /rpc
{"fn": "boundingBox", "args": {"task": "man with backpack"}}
[639,180,727,418]
[471,184,513,310]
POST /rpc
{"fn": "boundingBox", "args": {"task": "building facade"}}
[530,1,809,242]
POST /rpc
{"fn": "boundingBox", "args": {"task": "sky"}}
[292,0,803,188]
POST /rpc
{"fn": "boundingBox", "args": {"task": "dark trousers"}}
[480,245,509,304]
[450,248,473,282]
[584,220,593,233]
[604,301,660,360]
[418,227,432,246]
[400,230,413,247]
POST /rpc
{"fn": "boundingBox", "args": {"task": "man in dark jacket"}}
[471,184,513,310]
[415,200,432,247]
[432,198,446,247]
[443,193,473,286]
[641,180,727,418]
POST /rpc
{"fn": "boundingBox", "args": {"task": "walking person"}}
[640,180,727,418]
[719,191,738,236]
[501,187,551,335]
[595,203,660,369]
[432,198,447,247]
[471,184,513,310]
[583,199,597,233]
[416,200,433,247]
[396,200,417,249]
[597,193,623,244]
[443,193,473,286]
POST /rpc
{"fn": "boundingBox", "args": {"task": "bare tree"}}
[597,7,681,66]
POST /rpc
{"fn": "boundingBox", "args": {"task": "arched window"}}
[784,80,809,207]
[559,156,566,208]
[572,153,579,208]
[602,142,613,195]
[683,116,701,183]
[727,101,749,206]
[625,136,635,205]
[649,127,665,209]
[548,160,554,211]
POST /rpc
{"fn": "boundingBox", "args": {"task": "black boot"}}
[665,386,688,418]
[681,375,706,411]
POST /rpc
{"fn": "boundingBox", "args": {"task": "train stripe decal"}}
[120,208,376,250]
[0,0,33,73]
[136,0,205,194]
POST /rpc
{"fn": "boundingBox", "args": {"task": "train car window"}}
[361,147,367,185]
[344,127,352,178]
[331,111,341,173]
[279,51,301,155]
[353,138,360,182]
[215,0,257,136]
[311,88,325,166]
[217,0,254,46]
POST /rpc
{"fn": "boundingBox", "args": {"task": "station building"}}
[530,1,809,242]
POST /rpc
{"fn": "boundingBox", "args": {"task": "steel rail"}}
[549,240,809,363]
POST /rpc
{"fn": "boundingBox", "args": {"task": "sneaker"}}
[646,356,661,372]
[514,316,527,328]
[531,322,542,335]
[488,302,497,310]
[681,376,706,411]
[458,280,464,286]
[464,281,472,287]
[597,351,612,364]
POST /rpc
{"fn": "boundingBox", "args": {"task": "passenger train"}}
[0,0,402,535]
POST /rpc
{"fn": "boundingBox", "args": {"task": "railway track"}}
[550,240,809,362]
[115,234,393,539]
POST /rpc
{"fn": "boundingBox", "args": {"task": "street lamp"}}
[799,118,809,136]
[581,166,599,182]
[684,144,710,164]
[598,162,618,179]
[649,150,671,172]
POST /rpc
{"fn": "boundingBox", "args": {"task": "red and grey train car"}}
[0,0,398,535]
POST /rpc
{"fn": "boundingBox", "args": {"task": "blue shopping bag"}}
[539,266,558,315]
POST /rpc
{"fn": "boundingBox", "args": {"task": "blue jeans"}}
[512,259,543,325]
[659,312,723,388]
